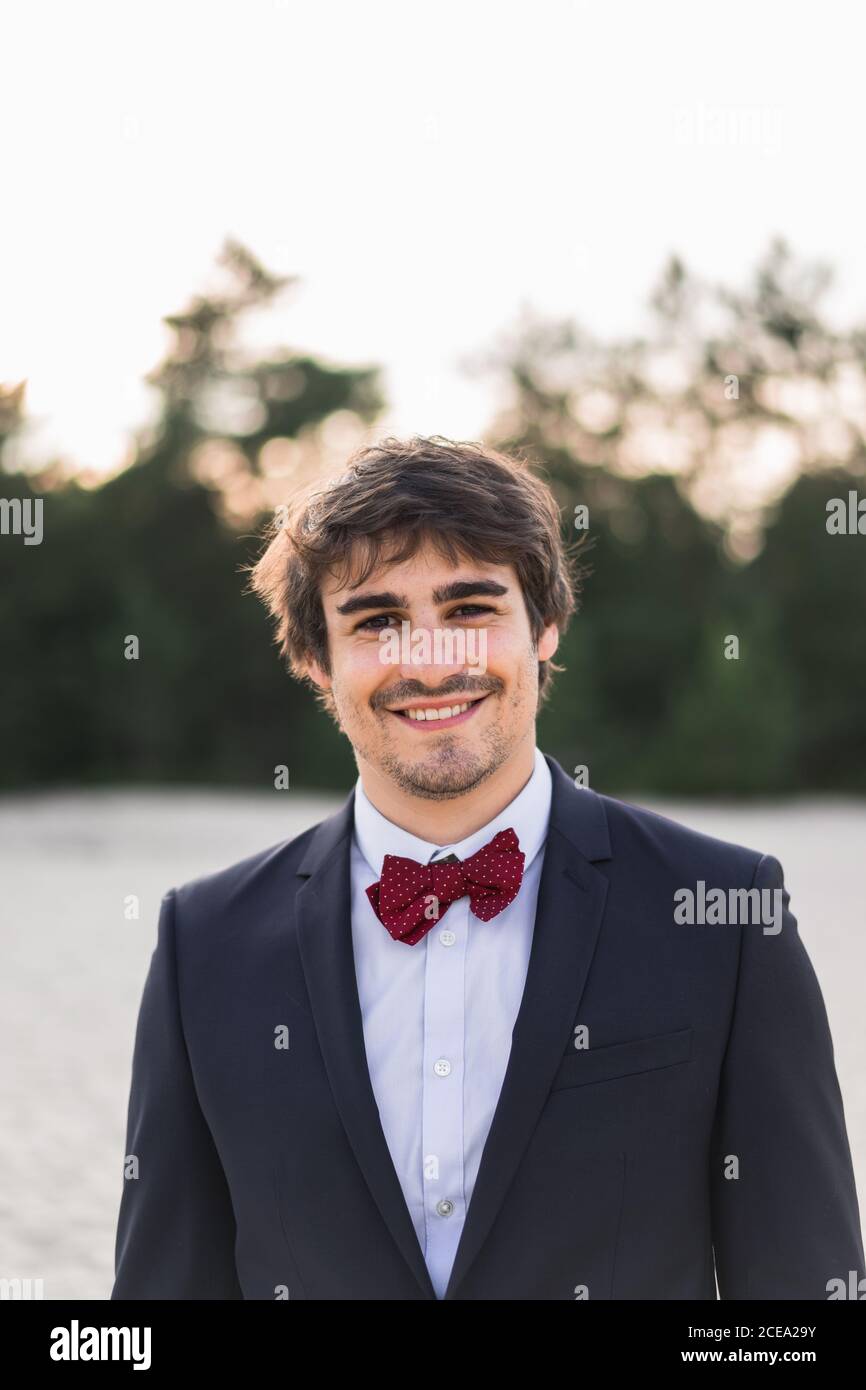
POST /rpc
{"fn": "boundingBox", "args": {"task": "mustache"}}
[372,673,503,711]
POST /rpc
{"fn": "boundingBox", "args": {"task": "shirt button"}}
[436,1198,455,1217]
[433,1058,451,1077]
[438,929,456,946]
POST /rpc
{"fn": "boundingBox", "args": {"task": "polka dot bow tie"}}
[366,828,525,946]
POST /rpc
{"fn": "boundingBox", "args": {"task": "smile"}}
[385,694,490,729]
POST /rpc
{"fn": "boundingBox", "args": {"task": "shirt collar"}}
[352,747,552,877]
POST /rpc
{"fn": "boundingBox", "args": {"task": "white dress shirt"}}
[349,746,553,1298]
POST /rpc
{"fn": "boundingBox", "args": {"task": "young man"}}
[112,435,864,1300]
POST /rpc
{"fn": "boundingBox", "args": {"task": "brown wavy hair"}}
[248,434,587,715]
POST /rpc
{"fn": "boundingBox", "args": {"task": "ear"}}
[537,623,559,662]
[304,657,332,692]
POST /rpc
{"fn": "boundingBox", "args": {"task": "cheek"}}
[331,641,389,704]
[482,627,536,684]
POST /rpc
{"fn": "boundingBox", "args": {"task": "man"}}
[112,435,864,1300]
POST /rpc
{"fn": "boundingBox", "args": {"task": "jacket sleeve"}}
[710,853,865,1299]
[111,888,243,1299]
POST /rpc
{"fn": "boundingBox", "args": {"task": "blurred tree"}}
[747,470,866,790]
[0,240,382,790]
[474,240,866,793]
[2,239,864,794]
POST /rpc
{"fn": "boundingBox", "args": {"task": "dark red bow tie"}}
[366,827,525,945]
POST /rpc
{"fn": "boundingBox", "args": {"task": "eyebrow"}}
[336,590,407,616]
[433,579,509,603]
[334,578,509,617]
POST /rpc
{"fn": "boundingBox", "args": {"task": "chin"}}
[401,747,497,798]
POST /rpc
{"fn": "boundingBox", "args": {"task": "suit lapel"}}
[294,792,437,1300]
[443,757,612,1299]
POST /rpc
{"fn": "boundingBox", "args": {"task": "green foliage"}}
[2,239,865,794]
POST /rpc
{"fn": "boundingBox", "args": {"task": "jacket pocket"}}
[549,1026,693,1092]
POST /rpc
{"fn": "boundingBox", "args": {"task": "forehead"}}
[319,537,517,603]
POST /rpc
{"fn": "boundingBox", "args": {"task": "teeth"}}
[404,702,472,721]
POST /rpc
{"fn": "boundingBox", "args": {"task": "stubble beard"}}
[335,663,535,802]
[374,718,511,800]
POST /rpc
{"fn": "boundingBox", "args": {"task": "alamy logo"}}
[826,1270,866,1299]
[825,491,866,535]
[674,880,782,935]
[49,1320,151,1370]
[378,621,487,674]
[0,496,43,545]
[0,1276,44,1299]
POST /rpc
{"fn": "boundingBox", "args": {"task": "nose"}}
[396,621,470,689]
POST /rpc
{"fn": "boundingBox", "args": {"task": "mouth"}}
[383,693,491,730]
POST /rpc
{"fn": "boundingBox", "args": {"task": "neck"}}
[356,731,538,844]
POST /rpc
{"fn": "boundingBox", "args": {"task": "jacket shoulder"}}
[590,788,767,885]
[169,807,343,921]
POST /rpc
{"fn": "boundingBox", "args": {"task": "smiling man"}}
[308,548,559,843]
[111,435,864,1301]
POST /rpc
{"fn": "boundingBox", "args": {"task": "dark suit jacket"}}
[111,755,864,1299]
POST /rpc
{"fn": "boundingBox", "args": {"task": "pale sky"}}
[4,0,866,475]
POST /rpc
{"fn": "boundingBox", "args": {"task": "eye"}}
[355,613,398,632]
[447,604,495,618]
